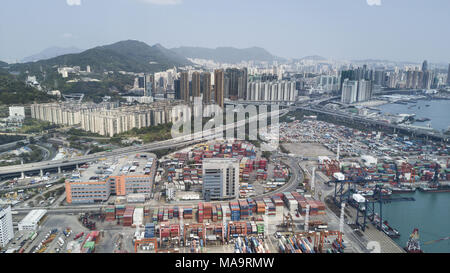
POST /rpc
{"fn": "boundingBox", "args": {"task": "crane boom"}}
[424,236,450,245]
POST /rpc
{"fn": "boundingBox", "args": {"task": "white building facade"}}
[202,158,240,200]
[0,206,14,247]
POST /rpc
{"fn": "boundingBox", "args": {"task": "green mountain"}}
[21,46,84,63]
[0,68,55,105]
[0,61,8,68]
[10,40,192,74]
[171,46,284,64]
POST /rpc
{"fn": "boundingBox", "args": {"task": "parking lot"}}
[25,214,88,253]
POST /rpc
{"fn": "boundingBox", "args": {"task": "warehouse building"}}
[18,209,47,231]
[65,153,156,204]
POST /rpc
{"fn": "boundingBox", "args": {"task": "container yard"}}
[5,118,444,254]
[159,140,290,201]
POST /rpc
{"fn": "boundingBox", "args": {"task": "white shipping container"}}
[352,194,366,203]
[333,172,345,181]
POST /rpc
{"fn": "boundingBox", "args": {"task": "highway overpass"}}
[0,109,287,179]
[295,105,449,142]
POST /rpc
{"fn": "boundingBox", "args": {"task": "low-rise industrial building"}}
[65,153,157,204]
[18,209,48,231]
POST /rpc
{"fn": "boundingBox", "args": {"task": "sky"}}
[1,0,450,63]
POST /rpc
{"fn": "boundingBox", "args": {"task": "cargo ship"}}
[391,186,416,194]
[372,214,400,238]
[418,185,450,193]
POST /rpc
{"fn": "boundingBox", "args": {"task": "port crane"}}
[281,213,295,234]
[331,176,415,232]
[354,184,414,232]
[332,176,402,208]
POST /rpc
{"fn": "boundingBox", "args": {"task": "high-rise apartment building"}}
[145,74,155,97]
[246,80,296,102]
[202,72,212,103]
[447,64,450,85]
[214,69,224,108]
[357,80,373,102]
[422,60,428,72]
[180,72,189,102]
[341,79,358,104]
[192,72,201,98]
[202,158,239,200]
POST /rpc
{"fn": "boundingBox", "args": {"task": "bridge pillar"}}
[76,164,79,170]
[21,172,24,179]
[40,169,43,178]
[58,167,61,174]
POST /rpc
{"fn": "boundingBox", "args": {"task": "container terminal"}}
[1,121,448,253]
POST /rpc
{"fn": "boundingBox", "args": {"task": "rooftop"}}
[203,157,239,163]
[19,209,47,225]
[70,153,156,183]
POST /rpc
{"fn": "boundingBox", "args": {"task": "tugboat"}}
[405,228,423,253]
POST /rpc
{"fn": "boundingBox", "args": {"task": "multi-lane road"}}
[295,104,449,142]
[0,109,287,178]
[11,151,302,215]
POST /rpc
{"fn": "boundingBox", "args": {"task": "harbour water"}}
[375,99,450,252]
[378,99,450,132]
[383,191,450,253]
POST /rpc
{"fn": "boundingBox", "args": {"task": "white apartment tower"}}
[341,79,358,104]
[0,206,14,248]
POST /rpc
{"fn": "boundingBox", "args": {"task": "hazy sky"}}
[1,0,450,63]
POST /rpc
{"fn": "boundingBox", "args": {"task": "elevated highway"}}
[294,105,449,142]
[0,109,287,178]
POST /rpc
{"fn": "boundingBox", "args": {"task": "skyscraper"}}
[341,79,358,104]
[447,64,450,85]
[144,74,155,97]
[214,69,224,108]
[180,72,189,102]
[423,71,432,89]
[422,60,428,72]
[201,72,212,104]
[357,80,373,102]
[192,72,201,98]
[225,68,241,100]
[174,79,181,100]
[240,68,248,99]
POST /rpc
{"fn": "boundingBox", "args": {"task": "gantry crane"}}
[281,213,295,234]
[424,236,450,245]
[134,238,158,253]
[354,184,414,232]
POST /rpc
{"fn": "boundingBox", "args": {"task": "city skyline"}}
[1,0,450,63]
